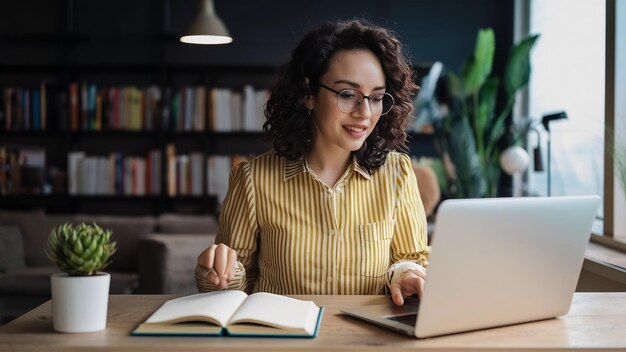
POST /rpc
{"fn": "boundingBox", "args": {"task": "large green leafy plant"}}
[439,28,539,197]
[46,223,117,276]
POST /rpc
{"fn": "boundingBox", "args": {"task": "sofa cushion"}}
[72,215,157,272]
[0,210,65,268]
[138,233,216,294]
[0,266,138,296]
[157,213,218,234]
[22,214,75,268]
[0,225,26,272]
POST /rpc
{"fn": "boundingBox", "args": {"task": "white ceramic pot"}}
[50,272,111,333]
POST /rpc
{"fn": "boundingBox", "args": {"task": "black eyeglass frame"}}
[317,83,395,115]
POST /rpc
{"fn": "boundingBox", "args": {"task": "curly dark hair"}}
[263,19,419,171]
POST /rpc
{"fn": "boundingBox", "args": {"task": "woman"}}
[196,19,429,306]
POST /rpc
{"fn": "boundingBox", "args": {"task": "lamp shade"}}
[180,0,233,45]
[500,146,530,175]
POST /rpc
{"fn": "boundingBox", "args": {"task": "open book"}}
[132,290,323,337]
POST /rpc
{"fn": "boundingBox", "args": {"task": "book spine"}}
[166,144,176,196]
[23,88,30,131]
[0,147,6,195]
[32,89,40,131]
[40,81,47,130]
[69,83,78,131]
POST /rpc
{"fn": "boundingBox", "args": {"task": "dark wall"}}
[0,0,514,75]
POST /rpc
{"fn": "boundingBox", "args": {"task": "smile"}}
[343,125,367,132]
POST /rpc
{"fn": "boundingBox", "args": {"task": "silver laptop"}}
[342,196,600,338]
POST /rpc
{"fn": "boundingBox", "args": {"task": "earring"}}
[307,109,312,117]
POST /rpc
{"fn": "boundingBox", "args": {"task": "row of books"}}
[65,147,251,200]
[0,145,46,195]
[165,144,252,202]
[1,84,52,132]
[0,83,269,133]
[67,150,163,196]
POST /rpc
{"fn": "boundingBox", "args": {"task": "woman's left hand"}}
[390,266,427,306]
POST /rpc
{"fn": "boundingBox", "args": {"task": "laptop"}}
[341,195,601,338]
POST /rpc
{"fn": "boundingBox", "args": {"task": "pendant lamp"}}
[180,0,233,45]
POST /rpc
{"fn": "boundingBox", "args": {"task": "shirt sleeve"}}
[195,161,260,293]
[383,153,430,295]
[195,261,247,292]
[389,153,430,269]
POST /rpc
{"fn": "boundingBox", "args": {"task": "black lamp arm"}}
[541,111,568,132]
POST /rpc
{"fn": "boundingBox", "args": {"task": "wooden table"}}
[0,293,625,351]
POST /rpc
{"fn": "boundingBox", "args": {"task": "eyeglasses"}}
[318,83,394,116]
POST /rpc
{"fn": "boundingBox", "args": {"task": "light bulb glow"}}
[180,35,233,45]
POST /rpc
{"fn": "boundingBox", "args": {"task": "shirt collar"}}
[283,157,307,182]
[282,155,372,182]
[353,159,372,180]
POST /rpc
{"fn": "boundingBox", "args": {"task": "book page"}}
[228,292,320,335]
[145,290,248,327]
[133,322,223,336]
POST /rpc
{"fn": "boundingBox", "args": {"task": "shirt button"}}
[327,277,333,283]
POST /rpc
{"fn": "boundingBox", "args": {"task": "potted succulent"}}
[46,222,117,333]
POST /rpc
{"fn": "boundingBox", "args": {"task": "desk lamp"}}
[542,111,568,196]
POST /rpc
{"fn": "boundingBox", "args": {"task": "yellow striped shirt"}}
[196,151,429,295]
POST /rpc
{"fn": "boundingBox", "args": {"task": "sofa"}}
[0,210,217,323]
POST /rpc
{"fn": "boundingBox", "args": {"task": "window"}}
[525,0,605,213]
[523,0,626,246]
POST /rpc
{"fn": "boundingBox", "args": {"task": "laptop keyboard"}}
[387,314,418,327]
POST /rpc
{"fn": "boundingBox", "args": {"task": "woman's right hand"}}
[197,243,238,289]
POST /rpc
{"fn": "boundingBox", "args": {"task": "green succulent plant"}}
[46,222,117,276]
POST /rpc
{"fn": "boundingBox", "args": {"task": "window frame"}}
[603,0,616,242]
[515,0,625,250]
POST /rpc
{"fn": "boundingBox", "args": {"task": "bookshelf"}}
[0,0,274,215]
[0,65,434,216]
[0,1,436,216]
[0,125,268,215]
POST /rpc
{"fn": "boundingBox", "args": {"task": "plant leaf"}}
[504,34,539,97]
[446,72,463,99]
[478,77,499,148]
[486,97,515,159]
[445,108,487,198]
[462,28,495,96]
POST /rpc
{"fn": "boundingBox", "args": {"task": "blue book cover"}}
[171,93,179,132]
[88,84,97,130]
[31,89,40,131]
